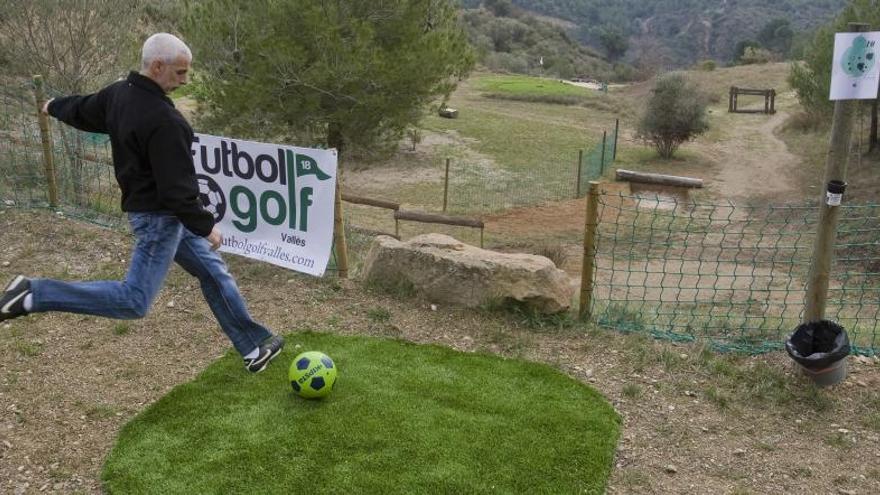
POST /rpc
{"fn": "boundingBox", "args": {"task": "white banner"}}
[191,133,337,276]
[830,32,880,100]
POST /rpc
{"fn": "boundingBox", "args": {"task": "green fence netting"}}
[441,125,617,214]
[590,192,879,355]
[1,80,124,229]
[5,77,877,356]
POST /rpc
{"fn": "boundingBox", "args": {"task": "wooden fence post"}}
[32,75,58,208]
[333,178,349,279]
[443,158,450,213]
[599,131,607,176]
[579,181,600,320]
[804,22,869,322]
[613,118,619,162]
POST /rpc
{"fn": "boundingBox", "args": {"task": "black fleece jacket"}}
[48,71,214,236]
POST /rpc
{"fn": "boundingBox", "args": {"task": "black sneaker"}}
[0,275,30,322]
[244,335,285,373]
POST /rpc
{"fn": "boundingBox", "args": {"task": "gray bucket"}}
[798,357,847,387]
[785,320,850,387]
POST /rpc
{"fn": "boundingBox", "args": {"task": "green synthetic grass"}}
[102,332,620,494]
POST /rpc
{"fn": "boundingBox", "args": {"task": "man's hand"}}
[206,226,223,251]
[41,98,54,116]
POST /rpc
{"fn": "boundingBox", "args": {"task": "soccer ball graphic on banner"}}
[289,351,338,399]
[196,174,226,221]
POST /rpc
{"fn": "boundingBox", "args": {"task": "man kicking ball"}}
[0,33,283,373]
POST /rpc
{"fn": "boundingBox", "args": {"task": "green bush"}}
[739,46,773,65]
[637,73,709,159]
[697,59,717,71]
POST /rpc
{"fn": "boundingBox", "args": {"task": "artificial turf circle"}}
[102,332,620,494]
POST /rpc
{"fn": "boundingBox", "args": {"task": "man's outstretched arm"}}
[44,90,109,134]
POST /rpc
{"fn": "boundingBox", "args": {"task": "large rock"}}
[361,234,573,314]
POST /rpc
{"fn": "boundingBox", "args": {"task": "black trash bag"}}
[785,320,850,370]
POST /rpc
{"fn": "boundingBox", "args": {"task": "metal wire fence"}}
[1,80,124,229]
[4,77,878,355]
[589,191,879,355]
[442,125,617,214]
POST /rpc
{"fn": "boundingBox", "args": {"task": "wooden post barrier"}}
[341,193,400,211]
[443,158,450,213]
[804,22,868,322]
[333,179,349,278]
[599,130,607,176]
[579,181,600,320]
[728,86,777,114]
[341,193,400,239]
[615,169,703,188]
[393,210,485,248]
[32,75,58,207]
[729,86,735,113]
[613,118,619,162]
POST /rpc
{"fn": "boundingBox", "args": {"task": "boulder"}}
[361,234,573,314]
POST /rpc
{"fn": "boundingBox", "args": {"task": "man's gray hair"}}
[141,33,192,70]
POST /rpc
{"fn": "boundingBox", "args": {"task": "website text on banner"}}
[191,133,337,276]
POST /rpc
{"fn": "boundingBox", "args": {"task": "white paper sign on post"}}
[830,32,880,100]
[191,133,338,277]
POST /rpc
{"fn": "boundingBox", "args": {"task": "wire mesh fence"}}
[0,79,124,228]
[4,76,878,355]
[442,125,617,214]
[589,191,879,355]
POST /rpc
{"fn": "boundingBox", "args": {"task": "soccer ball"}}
[196,174,226,221]
[289,351,338,399]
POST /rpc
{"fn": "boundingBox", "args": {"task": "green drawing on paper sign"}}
[842,35,876,79]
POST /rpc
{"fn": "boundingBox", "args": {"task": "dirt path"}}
[483,108,804,244]
[698,111,802,200]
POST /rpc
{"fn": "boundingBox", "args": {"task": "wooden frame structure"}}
[394,210,484,248]
[728,86,776,114]
[342,193,484,248]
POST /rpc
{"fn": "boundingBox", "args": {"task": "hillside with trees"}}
[463,0,849,68]
[460,3,624,81]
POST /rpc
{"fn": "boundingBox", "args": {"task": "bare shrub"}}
[535,243,570,268]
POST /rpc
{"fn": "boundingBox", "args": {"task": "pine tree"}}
[182,0,475,157]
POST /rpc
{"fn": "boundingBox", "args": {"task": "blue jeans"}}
[29,212,273,356]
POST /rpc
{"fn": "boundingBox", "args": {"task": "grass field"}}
[102,332,620,494]
[471,74,597,105]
